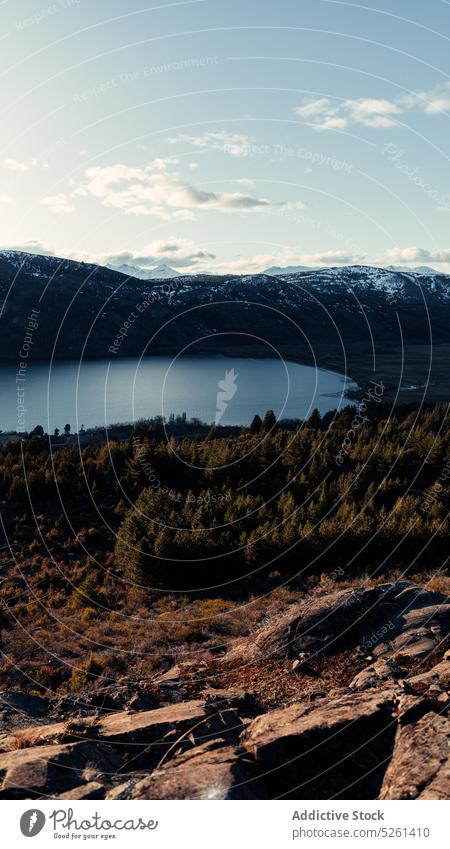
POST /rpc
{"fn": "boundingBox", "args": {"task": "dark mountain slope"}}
[0,252,448,399]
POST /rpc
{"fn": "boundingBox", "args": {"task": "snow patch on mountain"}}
[107,262,183,280]
[263,264,312,276]
[387,265,444,276]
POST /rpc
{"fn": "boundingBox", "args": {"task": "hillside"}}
[1,251,450,403]
[0,408,449,799]
[0,581,448,800]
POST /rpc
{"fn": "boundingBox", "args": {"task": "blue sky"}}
[1,0,450,272]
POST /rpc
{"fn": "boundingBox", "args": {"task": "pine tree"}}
[262,409,277,431]
[307,408,322,430]
[250,414,263,434]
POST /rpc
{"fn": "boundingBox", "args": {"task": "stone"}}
[227,582,449,663]
[394,694,435,725]
[107,741,265,800]
[308,690,327,702]
[126,691,160,712]
[0,691,49,718]
[350,658,400,691]
[379,712,450,799]
[390,634,437,661]
[241,688,397,799]
[1,696,245,786]
[0,582,447,802]
[57,781,105,800]
[5,698,235,749]
[350,666,379,690]
[92,697,241,756]
[327,687,352,698]
[154,665,186,694]
[200,689,259,718]
[408,659,450,690]
[0,741,120,799]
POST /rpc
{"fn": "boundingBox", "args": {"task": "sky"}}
[1,0,450,273]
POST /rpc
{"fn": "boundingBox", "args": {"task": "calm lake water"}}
[2,356,357,433]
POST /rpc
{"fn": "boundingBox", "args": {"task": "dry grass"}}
[10,716,101,750]
[11,728,41,750]
[425,574,450,596]
[1,555,447,699]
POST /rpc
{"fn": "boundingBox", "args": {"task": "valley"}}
[1,252,449,407]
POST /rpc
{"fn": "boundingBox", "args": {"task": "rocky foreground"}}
[0,581,449,800]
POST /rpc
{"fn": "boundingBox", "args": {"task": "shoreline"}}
[0,351,360,440]
[0,340,448,429]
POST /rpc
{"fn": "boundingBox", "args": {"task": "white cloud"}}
[1,238,212,271]
[295,98,333,118]
[168,131,254,157]
[4,159,30,173]
[4,157,48,172]
[15,240,450,274]
[152,157,179,170]
[295,97,399,130]
[299,249,364,265]
[384,246,450,264]
[424,96,450,114]
[404,81,450,114]
[318,116,348,130]
[75,159,305,219]
[234,178,256,187]
[41,194,75,214]
[188,162,199,171]
[2,240,56,257]
[104,237,215,270]
[211,253,287,275]
[295,82,450,130]
[344,98,400,128]
[212,248,364,274]
[0,194,14,205]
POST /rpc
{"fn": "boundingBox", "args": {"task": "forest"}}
[0,401,449,592]
[0,400,449,697]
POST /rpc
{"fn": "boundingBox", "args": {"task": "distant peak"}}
[263,264,312,276]
[386,264,443,276]
[106,261,182,280]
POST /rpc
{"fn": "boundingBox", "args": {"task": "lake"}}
[2,356,357,433]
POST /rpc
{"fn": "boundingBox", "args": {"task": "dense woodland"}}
[0,401,449,692]
[1,402,449,583]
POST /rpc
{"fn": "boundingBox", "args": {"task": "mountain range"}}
[0,251,448,398]
[106,262,182,280]
[104,259,442,280]
[386,265,443,276]
[261,264,313,276]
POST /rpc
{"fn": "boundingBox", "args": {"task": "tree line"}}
[1,402,447,590]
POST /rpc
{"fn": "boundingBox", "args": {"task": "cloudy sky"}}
[1,0,450,272]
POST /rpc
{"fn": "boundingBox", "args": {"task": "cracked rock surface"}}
[0,582,448,800]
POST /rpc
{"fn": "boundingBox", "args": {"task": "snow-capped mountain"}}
[263,264,312,276]
[107,262,182,280]
[1,251,449,363]
[386,265,444,276]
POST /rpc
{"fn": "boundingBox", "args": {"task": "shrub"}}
[68,655,105,689]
